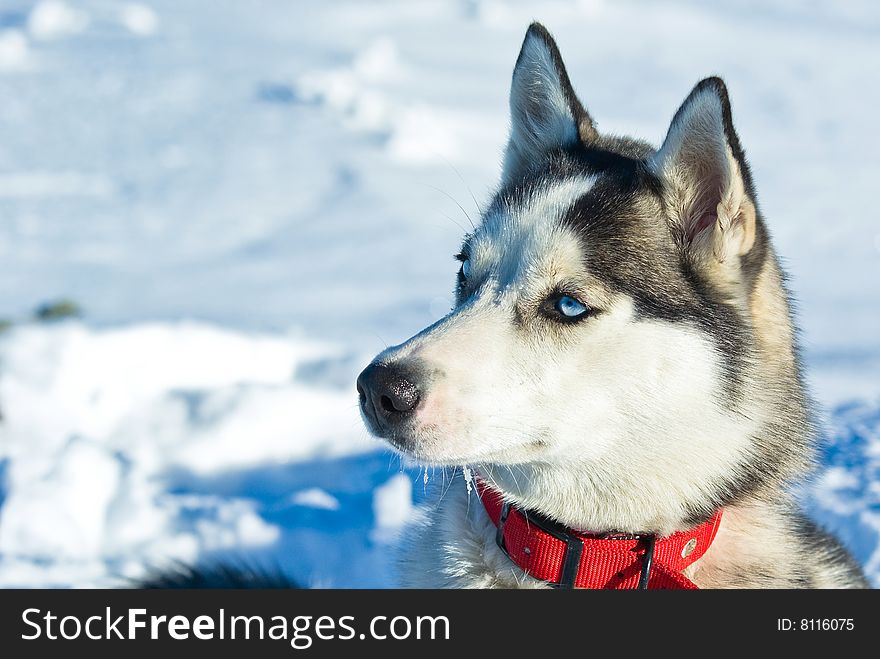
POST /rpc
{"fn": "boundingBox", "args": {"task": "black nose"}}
[357,362,421,432]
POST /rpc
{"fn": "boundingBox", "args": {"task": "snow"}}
[27,1,89,41]
[804,401,880,582]
[371,474,415,543]
[0,30,29,71]
[0,321,375,586]
[0,171,113,199]
[0,0,877,588]
[119,4,159,37]
[290,489,341,511]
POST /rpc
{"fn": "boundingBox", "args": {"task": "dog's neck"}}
[476,461,730,537]
[399,471,812,589]
[476,477,723,589]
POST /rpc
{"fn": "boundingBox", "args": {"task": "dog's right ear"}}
[502,23,596,184]
[649,78,758,278]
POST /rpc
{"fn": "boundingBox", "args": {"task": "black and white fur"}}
[357,23,867,588]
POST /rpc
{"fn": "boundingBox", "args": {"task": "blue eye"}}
[461,259,471,279]
[555,295,589,319]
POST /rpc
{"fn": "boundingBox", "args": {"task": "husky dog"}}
[357,23,867,588]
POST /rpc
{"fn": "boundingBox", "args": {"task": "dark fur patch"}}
[793,513,869,588]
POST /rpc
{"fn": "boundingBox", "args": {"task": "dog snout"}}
[357,362,421,433]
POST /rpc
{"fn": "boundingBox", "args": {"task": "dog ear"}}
[650,77,757,271]
[502,23,597,184]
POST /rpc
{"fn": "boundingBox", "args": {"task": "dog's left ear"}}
[650,77,757,272]
[502,23,597,184]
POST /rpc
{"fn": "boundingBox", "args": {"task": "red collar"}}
[477,479,723,589]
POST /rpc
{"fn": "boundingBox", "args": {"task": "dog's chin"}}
[379,433,541,468]
[380,436,452,466]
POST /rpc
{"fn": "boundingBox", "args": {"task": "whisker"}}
[436,210,468,234]
[418,182,476,230]
[438,154,483,219]
[370,332,389,350]
[436,465,459,506]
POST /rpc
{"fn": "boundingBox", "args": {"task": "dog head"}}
[358,24,807,532]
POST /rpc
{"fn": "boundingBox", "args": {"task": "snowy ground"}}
[0,0,877,587]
